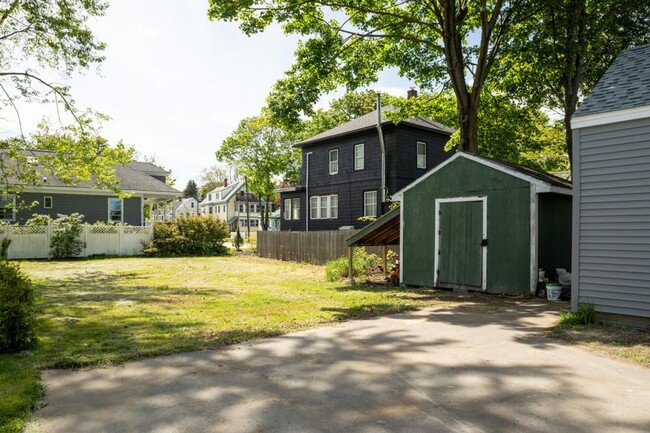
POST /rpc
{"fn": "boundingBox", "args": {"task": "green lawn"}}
[1,255,464,433]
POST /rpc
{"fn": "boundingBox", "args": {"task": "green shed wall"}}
[538,193,572,281]
[402,157,532,293]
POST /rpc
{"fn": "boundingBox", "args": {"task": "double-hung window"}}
[354,143,364,170]
[284,198,292,220]
[0,194,16,221]
[43,196,53,209]
[309,195,338,219]
[291,198,300,220]
[108,198,123,223]
[364,191,377,217]
[417,141,427,169]
[329,149,339,175]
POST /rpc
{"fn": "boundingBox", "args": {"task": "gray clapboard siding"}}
[574,117,650,318]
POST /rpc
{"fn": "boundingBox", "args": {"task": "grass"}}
[3,255,500,433]
[548,317,650,368]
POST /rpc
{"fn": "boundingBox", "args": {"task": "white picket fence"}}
[0,224,154,259]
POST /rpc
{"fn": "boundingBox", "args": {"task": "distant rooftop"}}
[574,44,650,117]
[296,104,454,147]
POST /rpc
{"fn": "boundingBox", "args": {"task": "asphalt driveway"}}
[26,302,650,433]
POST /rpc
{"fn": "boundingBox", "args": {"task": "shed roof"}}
[574,44,650,117]
[347,206,401,247]
[394,152,572,200]
[296,105,454,147]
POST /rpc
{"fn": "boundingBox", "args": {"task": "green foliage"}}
[50,213,85,259]
[559,303,597,326]
[183,180,199,200]
[0,238,10,260]
[24,214,51,227]
[0,260,36,353]
[144,216,229,257]
[208,0,529,152]
[325,248,380,282]
[233,226,244,251]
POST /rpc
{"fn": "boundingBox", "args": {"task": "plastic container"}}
[546,283,562,301]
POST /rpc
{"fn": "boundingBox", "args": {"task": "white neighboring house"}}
[172,197,198,218]
[199,180,271,235]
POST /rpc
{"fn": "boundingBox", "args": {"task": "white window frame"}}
[417,141,427,169]
[364,191,377,217]
[108,198,124,223]
[329,149,339,175]
[284,199,292,220]
[309,194,338,219]
[291,198,300,220]
[354,143,364,170]
[43,196,53,209]
[0,194,16,222]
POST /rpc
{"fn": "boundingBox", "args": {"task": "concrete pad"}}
[26,302,650,433]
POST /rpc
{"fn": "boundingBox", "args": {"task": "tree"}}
[498,0,650,168]
[183,180,198,200]
[216,113,299,230]
[208,0,530,154]
[0,1,134,195]
[1,0,106,120]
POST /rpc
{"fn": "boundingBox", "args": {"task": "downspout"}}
[376,92,387,204]
[305,152,313,231]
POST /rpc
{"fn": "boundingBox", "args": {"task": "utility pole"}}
[245,176,250,239]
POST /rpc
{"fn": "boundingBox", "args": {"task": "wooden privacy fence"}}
[258,230,395,265]
[0,224,153,260]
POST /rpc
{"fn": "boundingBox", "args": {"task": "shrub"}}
[325,248,381,282]
[233,226,243,251]
[144,216,229,257]
[25,214,51,227]
[1,238,10,259]
[50,213,85,259]
[0,260,36,352]
[559,303,597,326]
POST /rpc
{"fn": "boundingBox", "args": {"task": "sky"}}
[0,0,413,189]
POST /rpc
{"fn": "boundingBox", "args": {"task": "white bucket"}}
[547,284,562,301]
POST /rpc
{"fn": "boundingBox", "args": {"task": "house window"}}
[284,199,292,220]
[417,141,427,169]
[250,219,259,227]
[0,195,15,221]
[329,149,339,175]
[292,198,300,220]
[108,198,123,222]
[191,202,195,208]
[309,195,338,219]
[43,196,53,209]
[354,143,364,170]
[364,191,377,217]
[209,194,212,201]
[209,206,213,214]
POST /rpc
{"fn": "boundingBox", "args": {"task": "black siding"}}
[280,124,452,231]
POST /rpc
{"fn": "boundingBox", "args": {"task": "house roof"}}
[200,180,245,205]
[6,150,180,197]
[172,197,196,211]
[296,105,454,147]
[347,206,401,247]
[127,161,171,176]
[574,44,650,118]
[394,152,572,200]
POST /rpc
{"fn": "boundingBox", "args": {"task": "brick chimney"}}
[407,88,418,99]
[223,178,228,187]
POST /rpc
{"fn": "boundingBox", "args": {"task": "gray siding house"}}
[572,44,650,323]
[1,153,180,226]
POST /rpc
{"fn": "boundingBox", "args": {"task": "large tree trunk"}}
[259,198,268,231]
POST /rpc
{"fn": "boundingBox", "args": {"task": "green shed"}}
[394,152,572,294]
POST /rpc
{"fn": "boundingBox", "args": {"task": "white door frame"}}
[434,196,488,290]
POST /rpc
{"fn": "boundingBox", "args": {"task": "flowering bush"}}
[50,213,85,259]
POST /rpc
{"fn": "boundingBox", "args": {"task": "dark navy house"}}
[279,105,454,231]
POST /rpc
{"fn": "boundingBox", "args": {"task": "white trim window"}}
[0,194,16,221]
[354,143,364,170]
[329,149,339,175]
[291,198,300,220]
[43,196,53,209]
[417,141,427,169]
[108,198,123,222]
[309,194,338,219]
[364,191,377,217]
[284,198,292,220]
